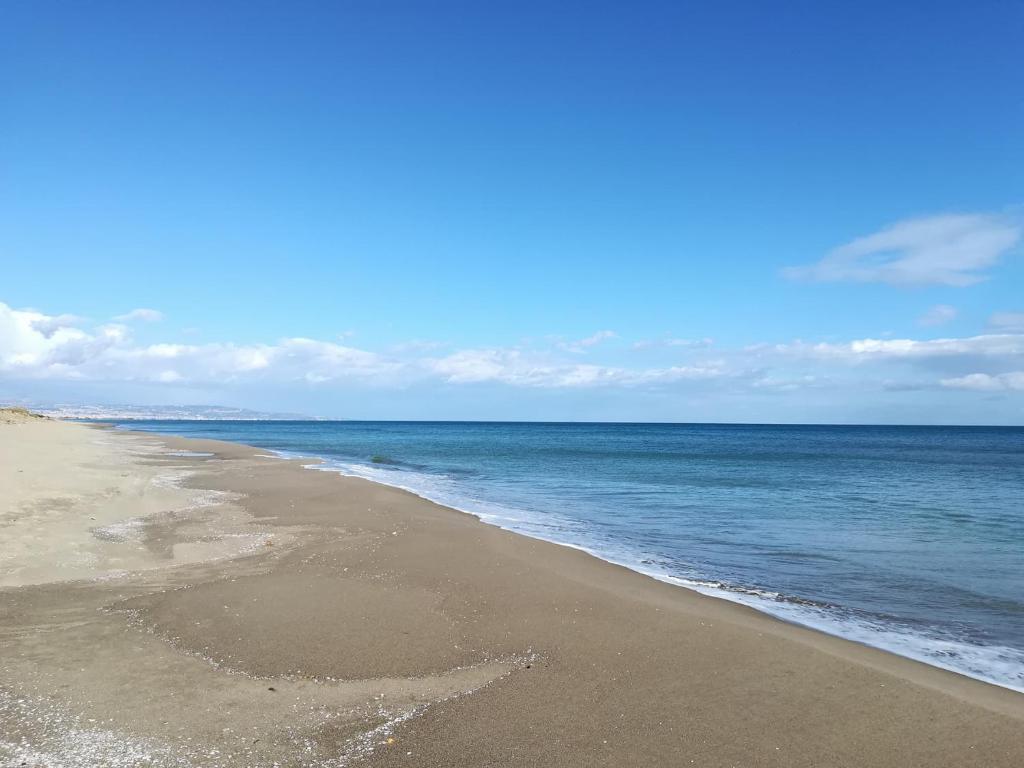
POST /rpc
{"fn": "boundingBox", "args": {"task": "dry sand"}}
[1,415,1022,767]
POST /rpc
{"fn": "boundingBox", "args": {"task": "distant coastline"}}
[3,403,325,421]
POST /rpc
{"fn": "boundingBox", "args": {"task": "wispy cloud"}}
[989,312,1024,331]
[389,339,448,353]
[114,308,164,323]
[918,304,958,327]
[557,330,617,354]
[426,347,724,388]
[751,374,826,392]
[784,212,1021,287]
[941,372,1024,391]
[758,334,1024,362]
[633,337,713,350]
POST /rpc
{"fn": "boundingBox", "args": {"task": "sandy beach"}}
[2,414,1022,767]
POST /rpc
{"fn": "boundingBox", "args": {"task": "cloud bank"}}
[2,302,1023,412]
[0,302,721,390]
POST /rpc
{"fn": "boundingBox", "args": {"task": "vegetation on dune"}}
[0,406,48,424]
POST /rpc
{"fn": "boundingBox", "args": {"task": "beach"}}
[2,416,1023,767]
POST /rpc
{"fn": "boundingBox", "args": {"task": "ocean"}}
[114,420,1024,692]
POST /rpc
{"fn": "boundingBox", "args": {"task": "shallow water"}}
[113,420,1024,691]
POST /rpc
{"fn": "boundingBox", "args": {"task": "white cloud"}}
[0,302,396,385]
[989,312,1024,331]
[28,313,85,337]
[1,305,105,372]
[557,330,617,354]
[941,372,1024,391]
[917,304,957,327]
[114,308,164,323]
[784,212,1021,287]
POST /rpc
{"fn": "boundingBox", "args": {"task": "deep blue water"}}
[115,420,1024,691]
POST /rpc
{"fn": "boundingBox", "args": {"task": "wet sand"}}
[1,417,1022,766]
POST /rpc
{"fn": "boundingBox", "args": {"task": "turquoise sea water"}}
[115,420,1024,691]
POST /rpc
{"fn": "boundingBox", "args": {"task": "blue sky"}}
[2,1,1022,423]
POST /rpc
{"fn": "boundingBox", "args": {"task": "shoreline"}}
[301,449,1024,694]
[142,428,1024,712]
[2,419,1023,766]
[118,422,1024,695]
